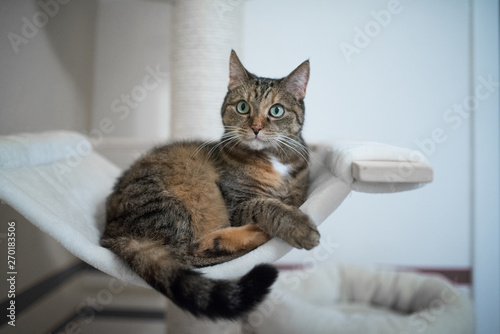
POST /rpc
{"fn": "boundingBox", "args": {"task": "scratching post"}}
[170,0,244,141]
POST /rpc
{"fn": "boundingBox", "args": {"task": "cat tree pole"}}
[170,0,243,141]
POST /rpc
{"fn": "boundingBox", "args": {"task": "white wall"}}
[242,0,472,269]
[90,0,171,141]
[89,0,172,168]
[0,0,97,135]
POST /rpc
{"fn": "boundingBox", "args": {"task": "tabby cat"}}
[101,51,320,320]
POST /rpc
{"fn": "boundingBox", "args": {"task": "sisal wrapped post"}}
[170,0,244,141]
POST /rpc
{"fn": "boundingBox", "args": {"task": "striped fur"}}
[101,51,319,320]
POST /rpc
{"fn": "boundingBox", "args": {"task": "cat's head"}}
[221,51,310,152]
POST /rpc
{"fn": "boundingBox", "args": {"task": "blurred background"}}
[0,0,498,333]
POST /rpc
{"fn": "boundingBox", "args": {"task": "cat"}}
[100,51,320,320]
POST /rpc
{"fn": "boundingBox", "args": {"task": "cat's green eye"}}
[236,101,250,115]
[269,104,285,118]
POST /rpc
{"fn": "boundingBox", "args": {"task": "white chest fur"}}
[269,156,291,177]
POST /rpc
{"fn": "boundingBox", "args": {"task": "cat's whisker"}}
[275,136,309,164]
[226,136,244,154]
[189,131,239,172]
[222,129,247,153]
[207,131,240,160]
[286,134,328,170]
[270,138,288,159]
[265,131,295,160]
[284,135,309,157]
[207,138,231,159]
[190,138,216,160]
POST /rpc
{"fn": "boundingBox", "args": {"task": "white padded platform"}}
[248,264,474,334]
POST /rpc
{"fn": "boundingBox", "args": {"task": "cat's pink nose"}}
[251,123,262,135]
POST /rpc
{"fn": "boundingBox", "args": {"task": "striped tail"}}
[101,236,278,320]
[165,264,277,319]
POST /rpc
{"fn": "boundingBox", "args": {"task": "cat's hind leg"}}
[191,224,270,259]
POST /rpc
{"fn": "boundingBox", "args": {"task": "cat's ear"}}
[282,60,310,101]
[229,50,252,90]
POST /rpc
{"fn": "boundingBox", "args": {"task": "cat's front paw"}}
[282,215,320,250]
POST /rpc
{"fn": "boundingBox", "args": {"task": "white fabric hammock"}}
[0,130,429,285]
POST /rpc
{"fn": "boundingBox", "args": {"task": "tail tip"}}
[171,264,278,321]
[239,263,278,304]
[243,263,278,288]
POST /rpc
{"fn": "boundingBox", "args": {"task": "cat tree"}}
[0,0,474,333]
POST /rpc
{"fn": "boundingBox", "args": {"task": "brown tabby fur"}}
[101,51,319,320]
